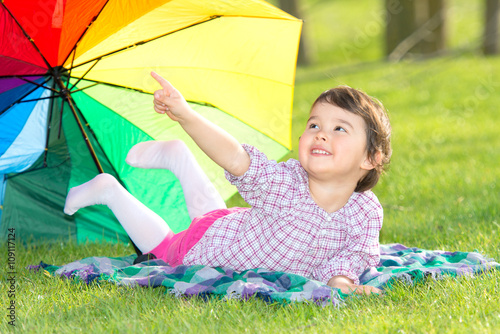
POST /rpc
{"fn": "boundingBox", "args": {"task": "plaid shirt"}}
[183,144,383,285]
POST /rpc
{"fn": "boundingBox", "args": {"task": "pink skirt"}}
[149,207,248,266]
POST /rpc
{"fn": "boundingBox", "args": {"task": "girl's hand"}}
[151,71,191,122]
[150,72,250,176]
[328,275,382,296]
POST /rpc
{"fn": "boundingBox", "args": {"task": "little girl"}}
[64,72,392,295]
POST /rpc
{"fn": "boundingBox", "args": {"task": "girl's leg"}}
[64,173,173,254]
[126,140,226,220]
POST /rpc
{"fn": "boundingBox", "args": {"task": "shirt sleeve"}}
[224,144,292,212]
[312,209,383,285]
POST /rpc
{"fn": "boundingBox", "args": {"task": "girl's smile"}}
[310,145,332,156]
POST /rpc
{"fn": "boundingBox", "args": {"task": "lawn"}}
[2,0,500,332]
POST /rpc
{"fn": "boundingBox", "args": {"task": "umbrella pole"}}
[44,79,57,168]
[54,76,104,174]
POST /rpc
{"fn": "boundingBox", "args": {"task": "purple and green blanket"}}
[29,243,499,306]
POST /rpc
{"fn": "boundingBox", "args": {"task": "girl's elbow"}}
[230,162,250,177]
[230,153,250,176]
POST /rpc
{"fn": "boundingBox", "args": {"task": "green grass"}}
[2,0,500,332]
[3,241,500,332]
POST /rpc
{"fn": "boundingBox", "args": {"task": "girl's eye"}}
[334,126,346,132]
[309,123,319,129]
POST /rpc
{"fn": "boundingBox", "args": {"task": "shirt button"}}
[321,230,327,235]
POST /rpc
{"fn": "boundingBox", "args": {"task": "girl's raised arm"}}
[151,72,250,176]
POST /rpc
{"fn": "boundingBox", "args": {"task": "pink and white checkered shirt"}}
[183,144,383,285]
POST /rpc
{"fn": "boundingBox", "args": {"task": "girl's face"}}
[298,102,374,184]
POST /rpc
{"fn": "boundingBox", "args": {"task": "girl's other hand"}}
[328,275,383,296]
[151,71,191,122]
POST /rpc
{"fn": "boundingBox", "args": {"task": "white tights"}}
[64,140,226,254]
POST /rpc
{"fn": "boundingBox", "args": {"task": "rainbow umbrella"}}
[0,0,301,244]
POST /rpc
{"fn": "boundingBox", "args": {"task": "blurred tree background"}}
[274,0,499,67]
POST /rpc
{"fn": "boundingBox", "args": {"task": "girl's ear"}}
[361,150,382,170]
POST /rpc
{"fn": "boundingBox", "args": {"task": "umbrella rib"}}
[53,76,104,174]
[22,95,61,103]
[70,78,148,94]
[61,0,110,68]
[57,96,65,139]
[44,79,57,167]
[69,16,219,71]
[0,76,53,116]
[16,76,59,94]
[0,85,40,116]
[149,65,293,86]
[66,47,77,89]
[0,74,46,79]
[70,83,100,94]
[6,157,71,179]
[69,78,221,109]
[1,2,52,72]
[66,97,104,173]
[69,59,101,91]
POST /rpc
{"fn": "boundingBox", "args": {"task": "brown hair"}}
[312,86,392,192]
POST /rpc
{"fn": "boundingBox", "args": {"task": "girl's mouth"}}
[311,149,331,155]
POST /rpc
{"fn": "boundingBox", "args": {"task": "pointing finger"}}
[151,71,174,93]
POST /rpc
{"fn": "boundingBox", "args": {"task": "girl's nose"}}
[315,131,327,141]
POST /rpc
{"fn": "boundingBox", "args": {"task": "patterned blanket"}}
[29,243,499,306]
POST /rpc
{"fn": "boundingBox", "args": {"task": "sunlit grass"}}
[3,239,499,332]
